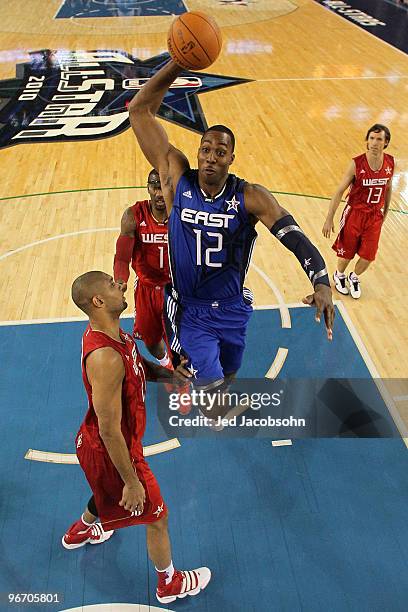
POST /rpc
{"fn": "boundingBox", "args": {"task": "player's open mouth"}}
[204,167,215,174]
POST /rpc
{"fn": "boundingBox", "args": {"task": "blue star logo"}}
[0,50,252,148]
[127,53,252,134]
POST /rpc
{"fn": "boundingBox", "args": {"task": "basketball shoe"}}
[62,516,114,549]
[156,567,211,604]
[348,272,361,299]
[333,270,348,295]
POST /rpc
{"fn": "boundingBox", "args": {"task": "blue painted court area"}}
[1,306,408,611]
[56,0,187,19]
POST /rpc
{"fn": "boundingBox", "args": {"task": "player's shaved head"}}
[71,271,108,315]
[203,125,235,151]
[148,168,159,182]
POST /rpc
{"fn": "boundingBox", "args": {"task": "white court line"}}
[0,313,134,326]
[3,229,404,445]
[0,229,292,329]
[272,440,293,447]
[336,301,408,447]
[251,263,291,328]
[256,75,408,82]
[265,347,288,380]
[25,438,181,464]
[394,396,408,402]
[0,301,334,325]
[0,227,119,261]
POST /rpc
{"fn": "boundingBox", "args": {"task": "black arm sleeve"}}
[270,215,330,288]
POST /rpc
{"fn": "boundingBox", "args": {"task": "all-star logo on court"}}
[0,49,251,150]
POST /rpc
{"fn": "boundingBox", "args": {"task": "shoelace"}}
[180,570,199,593]
[90,523,105,539]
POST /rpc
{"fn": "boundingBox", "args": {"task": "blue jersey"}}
[168,170,258,302]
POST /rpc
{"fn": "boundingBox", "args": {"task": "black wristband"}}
[271,215,330,288]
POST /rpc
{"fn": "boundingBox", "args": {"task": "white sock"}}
[156,561,175,584]
[158,353,170,367]
[81,513,95,526]
[336,270,346,278]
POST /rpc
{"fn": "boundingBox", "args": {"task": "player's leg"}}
[354,258,371,275]
[336,257,352,274]
[140,466,211,603]
[62,440,115,549]
[147,514,211,604]
[213,297,254,422]
[146,513,171,570]
[62,496,113,550]
[332,207,360,295]
[186,296,253,423]
[349,214,382,298]
[135,282,171,364]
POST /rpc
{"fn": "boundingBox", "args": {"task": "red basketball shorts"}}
[332,205,384,262]
[133,280,166,346]
[76,432,167,530]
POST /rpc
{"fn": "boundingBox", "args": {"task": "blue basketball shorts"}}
[166,291,253,387]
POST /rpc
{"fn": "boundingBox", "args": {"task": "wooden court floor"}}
[0,0,407,428]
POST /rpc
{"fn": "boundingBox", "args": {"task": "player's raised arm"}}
[113,207,136,291]
[322,160,355,238]
[245,183,334,340]
[128,60,190,204]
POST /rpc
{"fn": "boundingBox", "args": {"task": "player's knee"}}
[150,512,168,532]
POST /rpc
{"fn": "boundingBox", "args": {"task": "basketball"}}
[167,11,222,71]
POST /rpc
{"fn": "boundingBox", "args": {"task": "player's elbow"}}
[128,93,150,117]
[98,420,121,441]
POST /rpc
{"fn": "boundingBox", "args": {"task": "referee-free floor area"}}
[1,306,408,612]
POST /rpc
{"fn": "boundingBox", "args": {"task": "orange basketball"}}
[167,11,222,71]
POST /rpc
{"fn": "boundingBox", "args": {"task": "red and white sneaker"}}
[156,567,211,604]
[61,518,114,550]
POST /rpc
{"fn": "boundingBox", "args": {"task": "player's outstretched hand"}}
[173,356,193,383]
[302,284,334,341]
[322,218,335,238]
[119,479,146,514]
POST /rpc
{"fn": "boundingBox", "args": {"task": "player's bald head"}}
[71,271,109,315]
[148,168,160,182]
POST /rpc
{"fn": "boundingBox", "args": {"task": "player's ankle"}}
[156,561,175,585]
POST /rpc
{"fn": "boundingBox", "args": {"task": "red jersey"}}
[347,153,394,212]
[79,325,147,463]
[131,200,170,287]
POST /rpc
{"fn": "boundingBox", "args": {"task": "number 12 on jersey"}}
[193,229,223,268]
